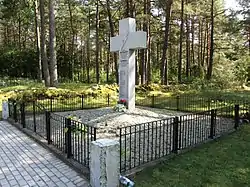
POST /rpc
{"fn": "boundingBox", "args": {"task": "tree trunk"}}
[178,0,184,83]
[191,16,195,71]
[49,0,58,87]
[40,0,50,86]
[129,0,134,17]
[95,0,100,84]
[87,8,91,84]
[125,0,130,17]
[68,0,75,81]
[106,0,119,84]
[185,14,190,78]
[207,0,214,80]
[203,20,208,68]
[141,0,148,85]
[198,18,201,69]
[81,38,85,82]
[18,15,21,50]
[34,0,42,81]
[106,34,110,83]
[147,7,151,84]
[161,0,173,85]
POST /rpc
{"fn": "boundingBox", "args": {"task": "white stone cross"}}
[110,18,147,111]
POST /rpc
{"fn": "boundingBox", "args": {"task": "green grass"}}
[133,125,250,187]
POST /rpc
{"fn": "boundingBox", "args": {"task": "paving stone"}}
[61,176,70,183]
[76,180,89,187]
[73,176,84,184]
[9,179,17,186]
[55,181,67,187]
[0,180,9,186]
[17,179,27,186]
[66,181,78,187]
[0,121,89,187]
[5,174,14,180]
[45,181,57,187]
[0,174,5,180]
[27,180,36,187]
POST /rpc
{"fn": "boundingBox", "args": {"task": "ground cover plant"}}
[2,79,250,117]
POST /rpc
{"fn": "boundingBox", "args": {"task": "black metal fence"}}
[136,94,250,113]
[119,118,175,173]
[7,96,249,174]
[119,105,239,173]
[9,94,249,116]
[8,99,97,169]
[37,94,118,112]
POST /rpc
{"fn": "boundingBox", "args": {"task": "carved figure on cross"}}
[110,18,147,111]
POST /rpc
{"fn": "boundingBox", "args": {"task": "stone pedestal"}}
[90,139,120,187]
[2,101,9,120]
[119,50,136,110]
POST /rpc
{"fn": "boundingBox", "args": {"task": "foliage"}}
[6,83,119,102]
[0,49,38,79]
[4,77,249,103]
[234,55,250,85]
[0,0,248,86]
[133,125,250,187]
[0,77,39,87]
[10,88,79,102]
[64,115,87,135]
[113,104,127,112]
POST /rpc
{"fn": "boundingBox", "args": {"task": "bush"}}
[9,84,119,102]
[0,49,38,79]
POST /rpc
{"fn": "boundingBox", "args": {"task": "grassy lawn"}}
[133,125,250,187]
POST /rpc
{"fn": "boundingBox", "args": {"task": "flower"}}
[120,99,126,103]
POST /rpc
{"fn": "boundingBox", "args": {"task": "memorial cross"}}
[110,18,147,111]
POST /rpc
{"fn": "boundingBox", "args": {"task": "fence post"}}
[50,97,53,112]
[176,96,180,111]
[66,118,72,158]
[46,111,52,144]
[107,94,110,107]
[173,116,179,154]
[151,95,155,108]
[21,102,26,128]
[90,139,120,187]
[81,95,84,109]
[234,104,240,130]
[8,99,11,118]
[2,100,9,120]
[13,101,17,122]
[210,109,216,138]
[208,98,211,111]
[33,101,37,132]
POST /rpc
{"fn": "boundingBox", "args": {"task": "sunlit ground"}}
[133,125,250,187]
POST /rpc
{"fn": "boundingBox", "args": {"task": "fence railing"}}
[10,94,249,115]
[136,94,250,113]
[119,118,175,173]
[119,105,240,173]
[25,102,47,139]
[8,99,97,169]
[37,94,118,112]
[7,96,248,174]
